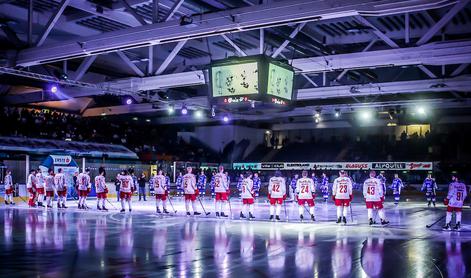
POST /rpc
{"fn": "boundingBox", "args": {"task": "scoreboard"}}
[209,55,296,110]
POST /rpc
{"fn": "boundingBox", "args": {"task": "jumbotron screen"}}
[210,62,259,97]
[267,62,294,100]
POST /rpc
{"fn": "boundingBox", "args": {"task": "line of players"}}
[3,166,467,230]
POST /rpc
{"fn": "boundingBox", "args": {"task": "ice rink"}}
[0,197,470,277]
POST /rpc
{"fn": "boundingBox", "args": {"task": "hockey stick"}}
[197,197,211,215]
[283,200,288,221]
[349,203,354,223]
[426,215,446,228]
[167,196,177,213]
[106,199,118,210]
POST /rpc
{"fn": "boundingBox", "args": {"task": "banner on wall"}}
[233,162,433,171]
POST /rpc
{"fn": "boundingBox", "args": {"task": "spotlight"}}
[168,105,175,114]
[359,110,373,121]
[146,119,151,123]
[223,116,229,123]
[314,117,320,123]
[334,109,341,118]
[125,98,133,105]
[314,109,321,118]
[181,105,188,115]
[50,85,58,93]
[416,106,426,116]
[194,110,203,118]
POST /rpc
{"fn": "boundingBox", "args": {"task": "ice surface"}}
[0,197,469,277]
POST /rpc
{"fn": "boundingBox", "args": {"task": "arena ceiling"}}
[0,0,471,124]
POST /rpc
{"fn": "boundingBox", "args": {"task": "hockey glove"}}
[443,198,449,206]
[349,195,353,201]
[332,195,336,201]
[283,194,286,200]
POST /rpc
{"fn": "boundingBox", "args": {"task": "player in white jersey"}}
[54,168,67,208]
[44,169,55,208]
[295,170,316,221]
[443,175,468,231]
[268,170,287,221]
[240,172,255,219]
[214,165,230,217]
[95,167,108,211]
[77,168,91,209]
[35,169,46,207]
[118,170,135,212]
[27,169,37,207]
[363,170,389,225]
[3,170,14,205]
[183,167,201,216]
[153,169,170,214]
[332,170,353,224]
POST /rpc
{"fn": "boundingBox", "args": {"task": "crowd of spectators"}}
[0,107,218,162]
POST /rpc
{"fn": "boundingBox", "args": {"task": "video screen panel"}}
[211,62,259,97]
[267,62,294,100]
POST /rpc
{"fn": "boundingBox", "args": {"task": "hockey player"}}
[421,174,438,207]
[320,173,329,202]
[3,169,14,205]
[290,174,299,201]
[214,166,230,217]
[377,171,387,195]
[443,175,467,231]
[240,172,255,219]
[197,170,207,197]
[332,170,353,224]
[225,171,231,187]
[35,169,45,207]
[54,168,67,208]
[77,168,91,209]
[176,172,183,197]
[268,170,287,221]
[295,170,316,221]
[95,167,108,211]
[390,174,404,205]
[164,172,171,196]
[210,171,216,198]
[182,167,201,216]
[118,170,134,212]
[253,172,261,197]
[27,169,37,207]
[153,169,169,214]
[363,170,389,225]
[44,169,55,208]
[148,173,155,197]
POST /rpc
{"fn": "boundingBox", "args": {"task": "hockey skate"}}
[156,208,161,214]
[61,204,67,209]
[194,212,201,216]
[240,212,246,219]
[38,202,45,207]
[47,205,53,208]
[269,215,274,221]
[215,212,220,217]
[186,212,191,216]
[220,212,228,218]
[381,219,390,226]
[453,222,461,231]
[369,218,374,225]
[336,217,342,224]
[249,212,255,219]
[163,209,169,214]
[78,204,83,209]
[299,214,304,221]
[97,205,102,210]
[442,223,451,231]
[342,216,346,224]
[4,200,8,205]
[120,209,125,213]
[275,215,280,221]
[102,206,108,211]
[10,202,15,205]
[128,209,132,212]
[427,201,431,207]
[312,215,316,222]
